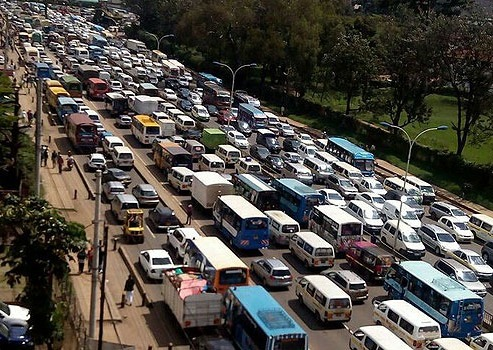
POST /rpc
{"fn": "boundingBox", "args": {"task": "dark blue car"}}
[0,321,34,349]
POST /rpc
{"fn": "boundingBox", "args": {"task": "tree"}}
[0,196,86,349]
[323,31,376,114]
[367,16,434,127]
[431,15,493,156]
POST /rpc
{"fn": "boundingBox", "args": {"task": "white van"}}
[111,146,134,168]
[332,161,363,184]
[406,176,436,204]
[314,151,338,165]
[167,108,184,121]
[470,333,493,350]
[295,275,352,323]
[289,231,335,268]
[175,114,196,131]
[303,157,332,184]
[184,140,206,161]
[425,338,473,350]
[383,177,423,204]
[265,210,300,246]
[102,136,125,156]
[381,200,422,231]
[373,300,441,349]
[350,325,414,350]
[469,214,493,242]
[198,154,225,173]
[110,194,139,222]
[380,220,426,259]
[158,102,176,113]
[74,47,89,60]
[215,144,241,166]
[345,200,384,236]
[298,143,318,159]
[168,167,194,193]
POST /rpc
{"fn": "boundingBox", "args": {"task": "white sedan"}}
[446,249,493,280]
[191,105,210,122]
[0,301,30,323]
[318,189,346,207]
[188,92,202,105]
[227,130,249,149]
[87,153,107,171]
[138,249,175,280]
[296,133,315,146]
[354,192,385,212]
[161,88,178,101]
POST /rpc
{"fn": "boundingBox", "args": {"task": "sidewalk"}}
[3,45,163,350]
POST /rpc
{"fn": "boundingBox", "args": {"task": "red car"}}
[217,107,238,124]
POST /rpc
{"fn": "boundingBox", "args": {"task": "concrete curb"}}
[118,245,153,307]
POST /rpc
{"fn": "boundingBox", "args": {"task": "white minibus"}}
[350,325,414,350]
[265,210,300,246]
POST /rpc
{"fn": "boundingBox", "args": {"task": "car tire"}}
[483,252,489,263]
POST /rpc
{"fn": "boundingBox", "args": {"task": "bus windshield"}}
[219,269,247,285]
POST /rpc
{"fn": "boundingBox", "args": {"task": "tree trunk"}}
[345,85,353,115]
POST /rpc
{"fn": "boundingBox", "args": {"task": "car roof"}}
[263,258,289,269]
[136,184,155,190]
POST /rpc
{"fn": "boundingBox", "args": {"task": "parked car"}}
[282,138,300,152]
[250,258,292,288]
[418,223,461,256]
[446,249,493,280]
[138,249,174,280]
[132,184,159,206]
[0,321,34,349]
[102,168,132,186]
[318,189,347,207]
[281,152,301,163]
[0,301,30,323]
[87,153,107,171]
[250,145,271,162]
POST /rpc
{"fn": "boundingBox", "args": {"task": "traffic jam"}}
[5,1,493,349]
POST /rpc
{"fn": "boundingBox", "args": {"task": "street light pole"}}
[213,61,257,111]
[380,122,448,251]
[146,32,174,51]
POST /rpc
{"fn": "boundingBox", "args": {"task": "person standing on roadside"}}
[124,275,135,306]
[51,150,58,169]
[87,245,94,273]
[185,203,193,225]
[77,248,87,274]
[57,152,64,173]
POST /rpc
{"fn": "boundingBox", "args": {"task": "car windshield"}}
[455,222,469,230]
[451,208,467,217]
[437,233,455,242]
[236,134,246,140]
[340,179,353,188]
[371,182,384,190]
[403,233,421,243]
[401,211,418,220]
[300,134,311,141]
[152,257,172,265]
[458,271,479,282]
[373,196,385,204]
[307,148,316,156]
[468,255,486,265]
[142,190,157,196]
[328,193,343,200]
[364,209,381,219]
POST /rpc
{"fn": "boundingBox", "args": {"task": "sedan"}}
[205,104,220,118]
[250,258,292,288]
[0,301,30,323]
[250,145,271,162]
[188,92,202,105]
[132,184,159,206]
[102,181,125,201]
[281,152,301,164]
[227,131,249,149]
[276,122,295,137]
[109,80,122,92]
[191,105,210,122]
[446,249,493,280]
[179,99,193,112]
[138,249,174,280]
[219,124,236,134]
[265,155,284,172]
[438,216,474,243]
[87,153,106,171]
[295,133,315,145]
[161,88,177,101]
[177,87,190,99]
[282,138,300,152]
[217,108,237,124]
[318,189,347,207]
[418,224,461,255]
[116,115,132,128]
[355,192,385,212]
[0,321,34,349]
[102,168,132,187]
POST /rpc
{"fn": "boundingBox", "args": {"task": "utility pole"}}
[89,170,102,338]
[34,77,42,196]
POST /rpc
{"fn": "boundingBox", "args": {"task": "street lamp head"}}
[213,61,224,66]
[436,125,448,131]
[380,121,392,128]
[247,63,257,68]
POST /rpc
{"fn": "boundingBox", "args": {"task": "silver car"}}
[131,184,159,206]
[250,258,292,288]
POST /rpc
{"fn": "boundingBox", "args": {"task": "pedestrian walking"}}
[76,249,87,274]
[51,150,58,169]
[27,110,33,126]
[41,147,49,167]
[123,275,135,306]
[87,245,94,273]
[185,203,193,225]
[57,152,64,174]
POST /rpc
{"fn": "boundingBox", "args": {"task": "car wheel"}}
[483,252,489,263]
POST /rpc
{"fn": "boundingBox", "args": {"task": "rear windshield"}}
[272,269,291,277]
[282,224,299,234]
[315,248,333,257]
[329,298,351,309]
